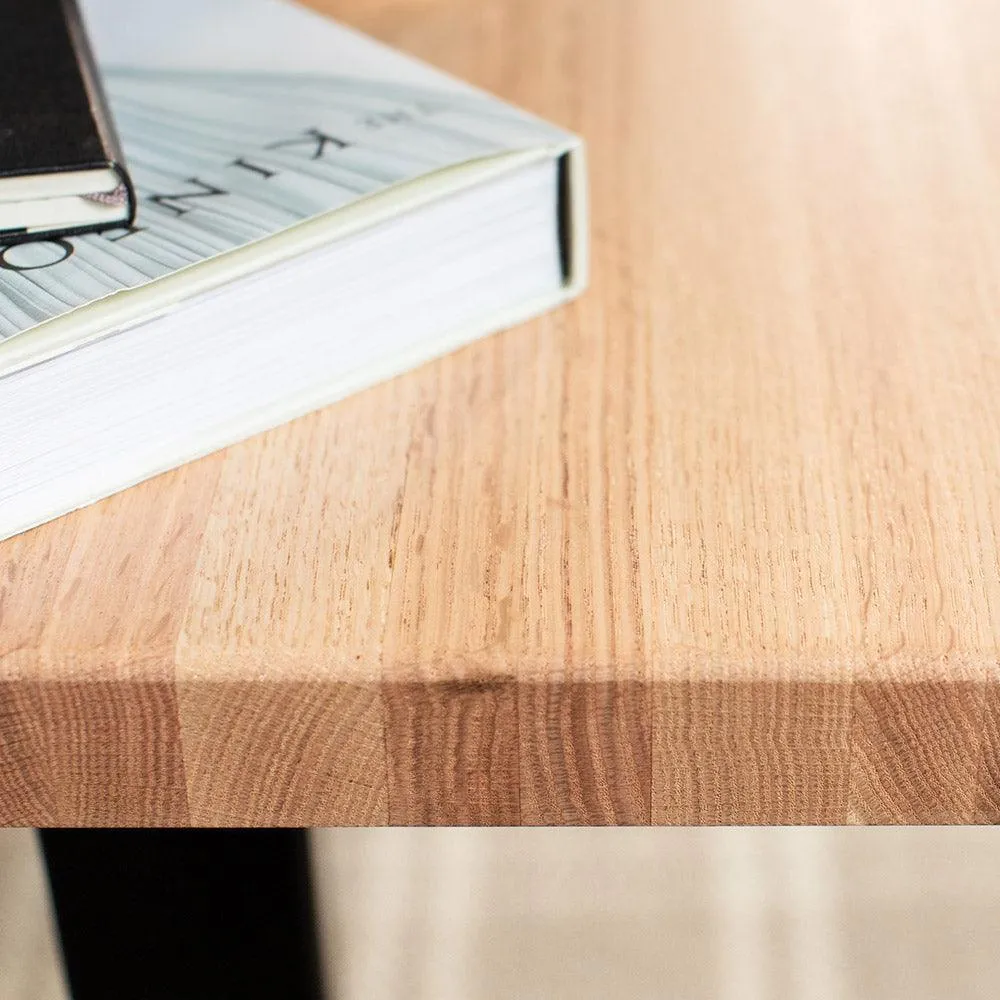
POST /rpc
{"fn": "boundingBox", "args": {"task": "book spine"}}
[60,0,136,225]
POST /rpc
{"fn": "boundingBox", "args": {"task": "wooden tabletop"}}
[3,0,1000,826]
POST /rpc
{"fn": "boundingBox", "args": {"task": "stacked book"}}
[0,0,587,542]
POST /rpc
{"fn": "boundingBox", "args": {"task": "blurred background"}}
[2,828,999,1000]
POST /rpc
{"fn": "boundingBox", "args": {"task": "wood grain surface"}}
[3,0,1000,825]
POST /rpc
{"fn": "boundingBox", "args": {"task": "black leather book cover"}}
[0,0,135,239]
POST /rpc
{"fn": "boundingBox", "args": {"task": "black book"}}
[0,0,135,243]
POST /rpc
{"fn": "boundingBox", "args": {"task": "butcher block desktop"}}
[2,0,999,826]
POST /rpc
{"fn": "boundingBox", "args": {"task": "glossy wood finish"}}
[3,0,1000,824]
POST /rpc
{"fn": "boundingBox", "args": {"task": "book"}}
[0,0,136,242]
[0,0,588,543]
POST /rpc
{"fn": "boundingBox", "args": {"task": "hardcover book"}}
[0,0,136,242]
[0,0,588,542]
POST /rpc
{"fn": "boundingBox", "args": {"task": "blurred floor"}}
[0,830,65,1000]
[2,827,999,1000]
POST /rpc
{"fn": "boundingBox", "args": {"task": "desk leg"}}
[39,829,326,1000]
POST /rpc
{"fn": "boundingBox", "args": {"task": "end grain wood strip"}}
[3,0,1000,825]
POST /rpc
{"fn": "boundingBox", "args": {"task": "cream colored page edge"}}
[0,144,588,542]
[0,285,582,543]
[0,143,576,379]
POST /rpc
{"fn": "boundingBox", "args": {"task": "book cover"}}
[0,0,582,355]
[0,0,135,242]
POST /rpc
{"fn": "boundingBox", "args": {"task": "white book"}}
[0,0,587,542]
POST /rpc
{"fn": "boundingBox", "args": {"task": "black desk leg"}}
[39,829,326,1000]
